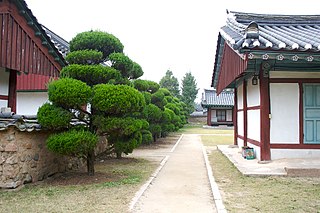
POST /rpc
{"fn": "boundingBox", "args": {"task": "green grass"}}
[179,125,234,135]
[0,158,156,213]
[201,132,320,213]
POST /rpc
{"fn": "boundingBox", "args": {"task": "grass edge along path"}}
[201,133,320,213]
[0,158,157,213]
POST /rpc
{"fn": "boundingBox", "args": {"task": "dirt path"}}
[131,134,217,213]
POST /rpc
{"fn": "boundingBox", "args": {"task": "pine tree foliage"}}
[159,70,180,97]
[181,72,199,113]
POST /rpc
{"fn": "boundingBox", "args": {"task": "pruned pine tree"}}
[37,30,145,175]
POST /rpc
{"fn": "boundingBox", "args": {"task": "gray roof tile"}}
[221,11,320,52]
[201,89,234,107]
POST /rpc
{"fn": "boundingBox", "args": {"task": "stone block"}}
[4,143,18,152]
[33,153,39,161]
[21,163,29,174]
[23,143,32,149]
[7,134,15,142]
[0,156,5,165]
[30,161,37,168]
[6,155,18,165]
[23,174,32,184]
[2,164,19,179]
[0,180,22,189]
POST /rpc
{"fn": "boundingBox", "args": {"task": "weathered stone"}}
[2,164,19,179]
[21,163,29,174]
[23,174,32,184]
[13,174,22,182]
[30,161,37,168]
[25,155,32,162]
[67,163,73,170]
[6,155,18,165]
[33,153,39,161]
[0,156,5,165]
[20,155,26,162]
[7,134,15,142]
[23,143,32,149]
[0,145,4,151]
[0,165,3,172]
[0,180,22,189]
[4,143,18,152]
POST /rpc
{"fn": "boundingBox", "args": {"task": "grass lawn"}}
[199,129,320,213]
[0,158,157,213]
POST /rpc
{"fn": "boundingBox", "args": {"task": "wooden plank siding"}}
[216,43,248,94]
[0,13,60,77]
[16,73,57,91]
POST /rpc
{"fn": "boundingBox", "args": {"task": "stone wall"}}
[0,127,66,189]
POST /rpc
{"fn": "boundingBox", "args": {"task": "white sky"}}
[26,0,320,101]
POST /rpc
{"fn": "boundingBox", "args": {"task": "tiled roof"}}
[42,26,70,57]
[14,0,69,66]
[221,11,320,52]
[0,113,41,132]
[201,89,234,108]
[0,112,85,132]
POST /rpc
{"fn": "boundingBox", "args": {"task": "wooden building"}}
[212,11,320,161]
[201,89,234,126]
[0,0,68,114]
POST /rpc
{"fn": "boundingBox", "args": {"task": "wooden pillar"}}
[8,69,17,113]
[207,108,212,126]
[234,88,238,145]
[259,63,271,161]
[243,81,248,147]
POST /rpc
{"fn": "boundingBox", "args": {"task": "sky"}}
[26,0,320,101]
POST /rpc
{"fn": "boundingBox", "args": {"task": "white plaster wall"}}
[237,83,243,110]
[17,92,48,115]
[247,77,260,107]
[0,68,9,95]
[0,100,8,108]
[237,111,244,136]
[270,83,299,144]
[271,149,320,160]
[237,138,244,150]
[270,71,320,79]
[226,110,233,121]
[247,109,260,142]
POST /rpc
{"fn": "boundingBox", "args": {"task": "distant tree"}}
[37,30,145,175]
[159,70,180,97]
[181,72,199,113]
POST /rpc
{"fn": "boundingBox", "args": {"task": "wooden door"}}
[304,84,320,144]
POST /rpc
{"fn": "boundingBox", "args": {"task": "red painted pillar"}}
[259,66,271,161]
[8,69,17,113]
[243,81,248,147]
[207,108,212,126]
[234,88,238,145]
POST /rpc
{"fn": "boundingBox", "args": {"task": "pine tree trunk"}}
[87,150,95,176]
[116,151,122,159]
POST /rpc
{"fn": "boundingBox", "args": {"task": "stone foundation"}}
[0,127,68,188]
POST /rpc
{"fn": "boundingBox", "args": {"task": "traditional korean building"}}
[0,0,68,115]
[201,89,234,126]
[212,11,320,161]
